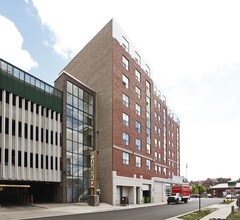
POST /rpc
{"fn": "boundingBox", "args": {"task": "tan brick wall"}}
[63,20,114,204]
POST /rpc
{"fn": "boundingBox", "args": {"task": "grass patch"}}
[227,210,240,219]
[178,208,216,220]
[221,200,235,204]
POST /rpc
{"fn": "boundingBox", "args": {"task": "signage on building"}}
[90,151,95,188]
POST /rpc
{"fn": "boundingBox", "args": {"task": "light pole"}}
[198,185,201,212]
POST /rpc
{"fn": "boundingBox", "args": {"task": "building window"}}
[158,115,161,122]
[145,64,150,76]
[135,69,141,82]
[123,113,129,126]
[136,156,141,167]
[135,52,141,65]
[158,140,161,148]
[158,153,161,161]
[123,132,129,146]
[136,138,142,151]
[146,144,151,154]
[146,159,151,170]
[155,139,157,147]
[135,86,141,99]
[122,93,129,107]
[123,152,130,165]
[146,81,150,96]
[136,121,141,133]
[122,36,129,52]
[122,74,129,89]
[155,165,158,173]
[135,104,141,116]
[158,128,161,136]
[122,56,129,70]
[155,152,158,160]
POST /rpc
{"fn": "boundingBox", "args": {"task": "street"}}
[32,198,223,220]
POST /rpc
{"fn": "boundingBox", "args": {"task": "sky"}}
[0,0,240,181]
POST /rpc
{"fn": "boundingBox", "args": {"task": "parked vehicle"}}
[167,185,190,204]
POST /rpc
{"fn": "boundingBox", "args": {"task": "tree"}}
[191,182,206,194]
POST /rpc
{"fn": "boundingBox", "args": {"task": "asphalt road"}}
[32,198,222,220]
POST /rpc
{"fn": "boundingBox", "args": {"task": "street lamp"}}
[198,184,201,212]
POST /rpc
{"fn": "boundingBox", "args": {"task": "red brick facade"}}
[112,38,180,180]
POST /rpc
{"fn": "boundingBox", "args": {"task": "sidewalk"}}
[166,201,236,220]
[0,200,236,220]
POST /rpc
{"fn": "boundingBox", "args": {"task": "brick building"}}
[62,19,181,205]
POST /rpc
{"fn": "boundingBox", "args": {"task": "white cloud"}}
[0,15,38,71]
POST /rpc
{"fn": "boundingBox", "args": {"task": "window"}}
[122,36,129,52]
[158,140,161,148]
[123,132,129,146]
[154,112,157,119]
[135,52,141,65]
[158,153,161,161]
[155,139,157,147]
[163,167,167,175]
[123,113,129,126]
[123,152,130,165]
[146,159,151,170]
[122,93,129,107]
[155,165,158,173]
[122,56,129,70]
[136,156,141,167]
[135,104,141,116]
[155,126,158,134]
[158,115,161,122]
[145,64,150,76]
[154,99,157,108]
[136,121,141,133]
[135,86,141,99]
[155,152,158,160]
[146,81,150,96]
[135,69,141,82]
[158,103,161,110]
[146,144,151,154]
[122,74,129,89]
[136,138,141,151]
[158,128,161,136]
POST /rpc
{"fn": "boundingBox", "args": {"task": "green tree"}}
[191,183,206,194]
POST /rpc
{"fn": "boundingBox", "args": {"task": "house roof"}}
[210,183,240,189]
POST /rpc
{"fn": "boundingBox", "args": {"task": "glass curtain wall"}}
[66,81,94,202]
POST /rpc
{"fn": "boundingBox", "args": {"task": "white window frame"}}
[135,103,141,116]
[123,113,129,126]
[136,156,141,168]
[122,93,129,107]
[122,56,129,70]
[136,138,141,151]
[136,121,141,133]
[146,159,151,170]
[135,69,141,82]
[122,74,129,89]
[123,132,129,146]
[123,152,130,165]
[122,36,129,52]
[135,86,141,99]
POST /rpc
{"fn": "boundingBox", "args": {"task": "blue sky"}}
[0,0,240,181]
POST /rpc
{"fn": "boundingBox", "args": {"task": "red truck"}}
[167,185,190,204]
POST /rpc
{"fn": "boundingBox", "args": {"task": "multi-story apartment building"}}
[62,19,181,205]
[0,19,182,206]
